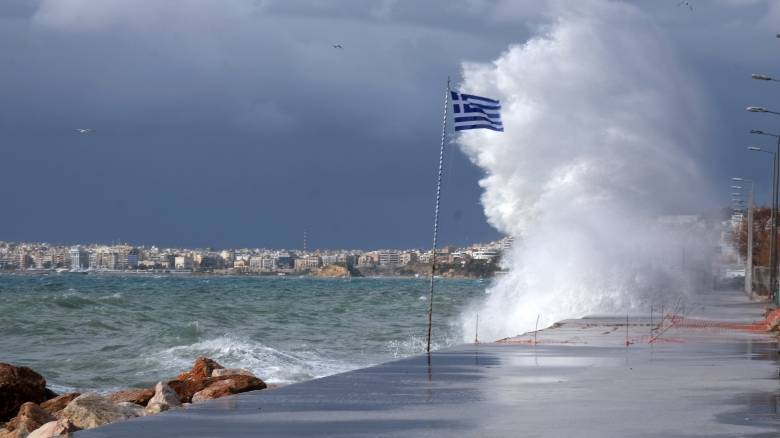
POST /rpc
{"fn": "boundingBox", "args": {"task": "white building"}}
[378,251,401,267]
[321,254,339,266]
[472,249,499,261]
[175,255,194,270]
[69,246,88,270]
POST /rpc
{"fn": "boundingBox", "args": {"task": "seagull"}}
[677,1,693,11]
[74,128,95,134]
[332,44,343,49]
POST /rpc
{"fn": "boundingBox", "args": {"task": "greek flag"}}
[451,92,503,132]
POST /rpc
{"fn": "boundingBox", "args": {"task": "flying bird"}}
[332,44,343,49]
[74,128,95,134]
[677,1,693,11]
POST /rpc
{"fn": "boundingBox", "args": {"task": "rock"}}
[42,390,57,402]
[191,380,233,403]
[210,368,256,378]
[168,374,268,403]
[313,264,350,278]
[143,382,180,415]
[59,393,141,430]
[142,403,163,416]
[191,375,266,403]
[116,402,144,418]
[166,379,208,404]
[40,393,80,416]
[175,357,224,382]
[1,403,53,438]
[0,364,51,422]
[26,419,79,438]
[1,402,55,438]
[107,388,154,406]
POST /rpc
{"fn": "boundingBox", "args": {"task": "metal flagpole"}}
[747,180,754,299]
[427,77,451,354]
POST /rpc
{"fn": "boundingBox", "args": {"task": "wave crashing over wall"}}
[457,1,713,342]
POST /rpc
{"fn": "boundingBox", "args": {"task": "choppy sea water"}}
[0,274,486,392]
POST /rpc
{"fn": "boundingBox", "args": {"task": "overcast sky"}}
[1,0,779,249]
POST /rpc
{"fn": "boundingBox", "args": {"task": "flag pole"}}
[427,77,450,354]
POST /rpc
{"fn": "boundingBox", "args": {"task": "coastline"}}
[0,357,272,437]
[74,287,779,437]
[4,284,778,436]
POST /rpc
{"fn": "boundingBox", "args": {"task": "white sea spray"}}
[458,1,715,342]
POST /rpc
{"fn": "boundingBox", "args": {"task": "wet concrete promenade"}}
[80,288,779,437]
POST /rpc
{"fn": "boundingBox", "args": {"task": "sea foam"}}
[457,1,713,342]
[150,335,356,384]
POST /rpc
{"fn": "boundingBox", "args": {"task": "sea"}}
[0,274,486,393]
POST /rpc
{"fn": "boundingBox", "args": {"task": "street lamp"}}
[752,74,780,82]
[746,106,780,115]
[750,130,780,137]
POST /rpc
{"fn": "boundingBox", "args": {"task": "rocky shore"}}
[0,358,267,437]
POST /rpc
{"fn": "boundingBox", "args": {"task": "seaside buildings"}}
[69,246,89,270]
[0,236,513,276]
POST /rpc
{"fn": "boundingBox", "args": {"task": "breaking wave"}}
[457,1,714,341]
[149,335,357,385]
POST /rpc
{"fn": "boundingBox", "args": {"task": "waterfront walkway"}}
[80,287,778,437]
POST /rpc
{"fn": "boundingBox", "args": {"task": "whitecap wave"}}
[97,292,123,300]
[148,335,355,384]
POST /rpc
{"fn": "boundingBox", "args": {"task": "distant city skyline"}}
[0,236,512,274]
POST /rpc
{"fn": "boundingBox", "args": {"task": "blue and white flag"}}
[451,92,503,132]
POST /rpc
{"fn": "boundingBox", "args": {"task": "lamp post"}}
[747,106,780,116]
[752,74,780,82]
[733,177,755,298]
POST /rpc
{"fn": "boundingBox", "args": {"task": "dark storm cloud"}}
[0,0,778,248]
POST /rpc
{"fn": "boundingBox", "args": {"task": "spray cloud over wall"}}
[457,1,714,342]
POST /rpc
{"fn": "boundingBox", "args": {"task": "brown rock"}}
[210,368,256,378]
[191,375,266,403]
[107,388,154,406]
[175,357,224,382]
[2,402,55,438]
[191,380,234,403]
[313,264,350,278]
[26,419,79,438]
[0,364,51,422]
[166,379,209,404]
[168,374,266,403]
[40,393,80,416]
